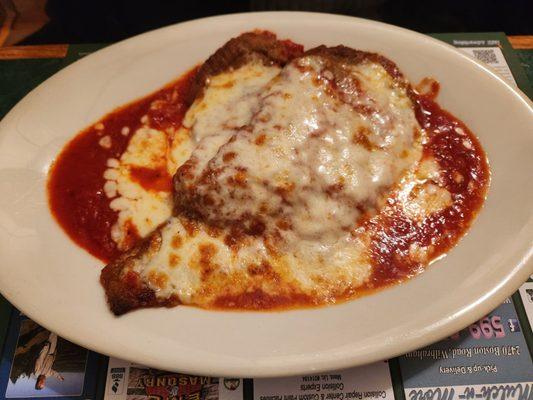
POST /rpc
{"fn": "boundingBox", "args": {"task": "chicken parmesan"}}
[47,31,489,315]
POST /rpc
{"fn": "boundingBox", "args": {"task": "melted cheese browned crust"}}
[101,36,455,315]
[187,30,305,104]
[101,31,303,253]
[102,31,306,314]
[175,46,422,243]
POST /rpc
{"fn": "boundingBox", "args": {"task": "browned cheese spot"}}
[352,126,373,151]
[223,152,237,162]
[221,80,235,88]
[276,217,292,231]
[181,218,199,237]
[254,134,267,146]
[197,243,218,280]
[147,270,169,289]
[275,181,296,198]
[227,170,247,187]
[247,261,279,282]
[326,182,345,196]
[121,219,141,252]
[171,234,183,249]
[258,114,270,123]
[206,224,223,238]
[413,127,421,141]
[168,253,181,268]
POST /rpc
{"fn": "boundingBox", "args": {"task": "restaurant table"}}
[0,33,532,400]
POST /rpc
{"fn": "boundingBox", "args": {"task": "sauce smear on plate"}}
[48,70,196,261]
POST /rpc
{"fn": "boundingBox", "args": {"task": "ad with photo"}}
[0,311,103,399]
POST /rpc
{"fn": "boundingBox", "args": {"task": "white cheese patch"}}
[98,135,112,149]
[177,61,283,182]
[167,126,194,175]
[417,157,442,182]
[184,61,282,143]
[409,242,433,263]
[103,180,117,198]
[121,127,167,166]
[105,127,180,249]
[106,158,120,168]
[398,156,453,220]
[402,182,452,219]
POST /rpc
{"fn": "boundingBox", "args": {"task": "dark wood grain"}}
[508,35,533,49]
[0,44,68,59]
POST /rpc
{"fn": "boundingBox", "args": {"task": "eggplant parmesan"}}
[48,31,489,314]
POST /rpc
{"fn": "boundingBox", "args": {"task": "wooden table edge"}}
[508,35,533,49]
[0,44,68,59]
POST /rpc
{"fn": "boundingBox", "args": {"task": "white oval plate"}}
[0,12,532,378]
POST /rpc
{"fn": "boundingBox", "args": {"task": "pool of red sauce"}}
[129,166,173,192]
[362,87,489,291]
[48,69,196,261]
[48,68,489,310]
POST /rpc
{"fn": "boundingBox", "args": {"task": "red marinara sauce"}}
[47,69,197,262]
[362,85,490,290]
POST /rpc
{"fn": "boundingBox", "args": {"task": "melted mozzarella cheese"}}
[134,216,372,304]
[130,54,427,305]
[176,55,423,245]
[184,61,281,143]
[105,127,176,249]
[106,61,280,250]
[398,156,453,220]
[109,53,456,307]
[173,61,283,183]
